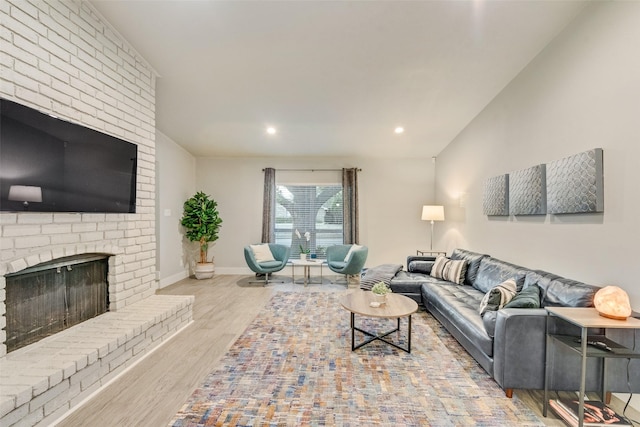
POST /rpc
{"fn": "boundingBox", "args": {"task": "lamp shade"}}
[8,185,42,203]
[421,205,444,221]
[593,286,632,320]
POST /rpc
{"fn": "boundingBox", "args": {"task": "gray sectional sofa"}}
[389,248,640,397]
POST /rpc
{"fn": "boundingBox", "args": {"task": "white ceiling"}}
[90,1,587,159]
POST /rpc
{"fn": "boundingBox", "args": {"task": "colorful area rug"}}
[168,291,544,426]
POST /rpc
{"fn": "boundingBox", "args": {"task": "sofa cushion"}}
[473,257,528,294]
[504,284,541,309]
[391,270,438,285]
[390,271,438,295]
[430,256,467,285]
[450,248,489,287]
[525,270,598,307]
[482,311,498,338]
[479,278,518,315]
[422,281,494,356]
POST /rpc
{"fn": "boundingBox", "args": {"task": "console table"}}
[416,250,446,256]
[543,307,640,427]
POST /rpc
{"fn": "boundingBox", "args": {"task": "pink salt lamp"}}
[594,286,632,320]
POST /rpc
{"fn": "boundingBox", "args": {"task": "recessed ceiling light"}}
[266,126,277,135]
[394,127,404,134]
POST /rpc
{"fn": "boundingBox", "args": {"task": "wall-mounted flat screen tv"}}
[0,98,137,213]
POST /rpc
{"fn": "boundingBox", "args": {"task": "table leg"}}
[408,315,412,353]
[578,327,588,427]
[602,358,608,403]
[350,314,411,353]
[350,312,355,351]
[543,316,551,417]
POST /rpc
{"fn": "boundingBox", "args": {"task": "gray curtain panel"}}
[261,167,276,243]
[342,168,359,244]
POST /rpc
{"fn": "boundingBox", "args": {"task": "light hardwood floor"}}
[55,274,637,427]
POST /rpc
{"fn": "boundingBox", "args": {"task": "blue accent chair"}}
[326,244,368,284]
[244,243,290,285]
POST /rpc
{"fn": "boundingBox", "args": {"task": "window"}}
[274,184,343,259]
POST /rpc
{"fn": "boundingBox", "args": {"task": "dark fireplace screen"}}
[5,255,109,353]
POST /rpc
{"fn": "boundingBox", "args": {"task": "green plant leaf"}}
[180,191,223,263]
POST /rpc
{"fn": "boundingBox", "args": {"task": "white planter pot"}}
[300,254,307,261]
[373,293,387,304]
[194,262,215,279]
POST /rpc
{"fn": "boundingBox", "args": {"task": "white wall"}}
[155,130,196,287]
[194,156,436,273]
[435,2,640,408]
[436,1,640,309]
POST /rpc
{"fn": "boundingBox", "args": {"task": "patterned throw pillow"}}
[429,256,468,285]
[478,278,518,316]
[250,244,275,263]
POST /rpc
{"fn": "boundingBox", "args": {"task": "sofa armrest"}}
[492,308,548,390]
[406,256,436,273]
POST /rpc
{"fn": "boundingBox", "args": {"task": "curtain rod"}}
[262,168,362,172]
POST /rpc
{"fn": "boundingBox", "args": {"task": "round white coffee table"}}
[339,290,418,353]
[290,259,325,286]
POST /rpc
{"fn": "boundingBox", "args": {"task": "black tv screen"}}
[0,98,137,213]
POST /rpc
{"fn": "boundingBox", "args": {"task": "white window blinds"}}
[274,183,343,259]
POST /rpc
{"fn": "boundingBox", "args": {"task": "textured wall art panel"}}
[546,148,604,214]
[509,164,547,215]
[483,174,509,216]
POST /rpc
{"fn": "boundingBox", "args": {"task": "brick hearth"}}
[0,295,193,426]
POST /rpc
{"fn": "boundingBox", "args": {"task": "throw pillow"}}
[344,244,363,262]
[478,278,518,316]
[430,256,467,285]
[250,244,275,263]
[430,256,448,278]
[504,284,541,309]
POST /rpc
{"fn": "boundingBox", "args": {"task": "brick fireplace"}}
[0,0,159,356]
[0,2,194,425]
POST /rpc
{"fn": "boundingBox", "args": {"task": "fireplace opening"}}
[5,254,110,353]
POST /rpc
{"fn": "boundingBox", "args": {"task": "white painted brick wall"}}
[0,0,158,357]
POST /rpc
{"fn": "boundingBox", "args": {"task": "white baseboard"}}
[215,267,255,275]
[214,266,335,277]
[158,266,339,286]
[158,270,189,288]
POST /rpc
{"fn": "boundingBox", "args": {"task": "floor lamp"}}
[421,205,445,250]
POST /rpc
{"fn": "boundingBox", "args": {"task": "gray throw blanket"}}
[360,264,403,290]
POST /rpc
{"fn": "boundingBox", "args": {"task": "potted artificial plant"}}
[180,191,223,279]
[371,281,392,303]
